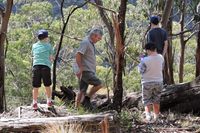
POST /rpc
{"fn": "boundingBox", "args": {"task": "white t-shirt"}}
[138,54,164,84]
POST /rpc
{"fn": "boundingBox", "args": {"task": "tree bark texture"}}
[178,0,186,83]
[195,21,200,77]
[0,0,13,113]
[160,76,200,113]
[161,0,174,84]
[161,0,174,29]
[0,112,118,133]
[112,0,127,112]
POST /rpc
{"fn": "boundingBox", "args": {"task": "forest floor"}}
[1,103,200,133]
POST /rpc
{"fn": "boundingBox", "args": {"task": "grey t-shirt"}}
[138,54,164,84]
[77,37,96,73]
[147,28,168,54]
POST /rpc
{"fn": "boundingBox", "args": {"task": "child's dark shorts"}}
[32,65,52,88]
[79,71,102,93]
[142,82,163,106]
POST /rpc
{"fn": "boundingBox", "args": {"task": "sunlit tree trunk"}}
[0,0,13,113]
[112,0,127,112]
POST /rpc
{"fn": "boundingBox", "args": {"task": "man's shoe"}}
[82,97,94,110]
[32,103,38,111]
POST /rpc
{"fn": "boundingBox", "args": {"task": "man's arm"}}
[162,40,168,56]
[76,52,83,79]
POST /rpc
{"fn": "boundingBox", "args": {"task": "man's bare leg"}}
[75,91,84,108]
[87,84,102,98]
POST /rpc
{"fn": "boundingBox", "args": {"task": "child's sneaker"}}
[47,101,53,109]
[32,103,38,111]
[144,112,152,123]
[153,113,159,122]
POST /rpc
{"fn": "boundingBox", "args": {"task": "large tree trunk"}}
[0,0,13,113]
[161,0,174,29]
[178,0,186,83]
[161,0,174,84]
[112,0,127,112]
[166,14,174,84]
[195,18,200,77]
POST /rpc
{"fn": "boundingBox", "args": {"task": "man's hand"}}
[76,68,83,80]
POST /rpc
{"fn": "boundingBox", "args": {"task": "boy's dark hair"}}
[37,29,48,40]
[150,15,160,25]
[145,42,156,51]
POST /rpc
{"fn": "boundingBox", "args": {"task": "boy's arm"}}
[49,45,55,62]
[138,61,147,74]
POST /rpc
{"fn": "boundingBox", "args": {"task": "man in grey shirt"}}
[75,28,103,109]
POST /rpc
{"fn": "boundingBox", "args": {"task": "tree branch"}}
[52,0,89,99]
[60,0,65,25]
[171,21,200,36]
[185,30,199,43]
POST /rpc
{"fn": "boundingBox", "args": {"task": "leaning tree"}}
[0,0,13,113]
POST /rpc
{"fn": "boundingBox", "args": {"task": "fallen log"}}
[160,76,200,113]
[0,110,119,133]
[123,76,200,114]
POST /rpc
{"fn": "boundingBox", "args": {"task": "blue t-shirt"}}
[147,28,168,54]
[32,41,53,68]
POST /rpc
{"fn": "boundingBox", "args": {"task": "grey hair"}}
[89,28,103,36]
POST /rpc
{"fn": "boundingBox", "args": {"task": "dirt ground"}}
[1,104,200,133]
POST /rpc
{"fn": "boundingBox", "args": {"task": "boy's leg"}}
[32,65,41,110]
[152,82,162,120]
[153,103,160,120]
[142,83,153,122]
[41,66,52,107]
[32,88,39,103]
[144,104,152,121]
[45,86,52,106]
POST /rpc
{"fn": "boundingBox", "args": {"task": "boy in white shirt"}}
[138,42,164,123]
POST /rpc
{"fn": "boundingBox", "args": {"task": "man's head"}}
[144,42,157,55]
[150,15,160,25]
[37,29,49,41]
[89,28,103,43]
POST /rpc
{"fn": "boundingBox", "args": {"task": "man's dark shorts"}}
[79,71,102,93]
[32,65,52,88]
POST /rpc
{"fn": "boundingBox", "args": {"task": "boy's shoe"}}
[145,113,152,123]
[152,113,159,123]
[47,101,54,109]
[32,103,38,111]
